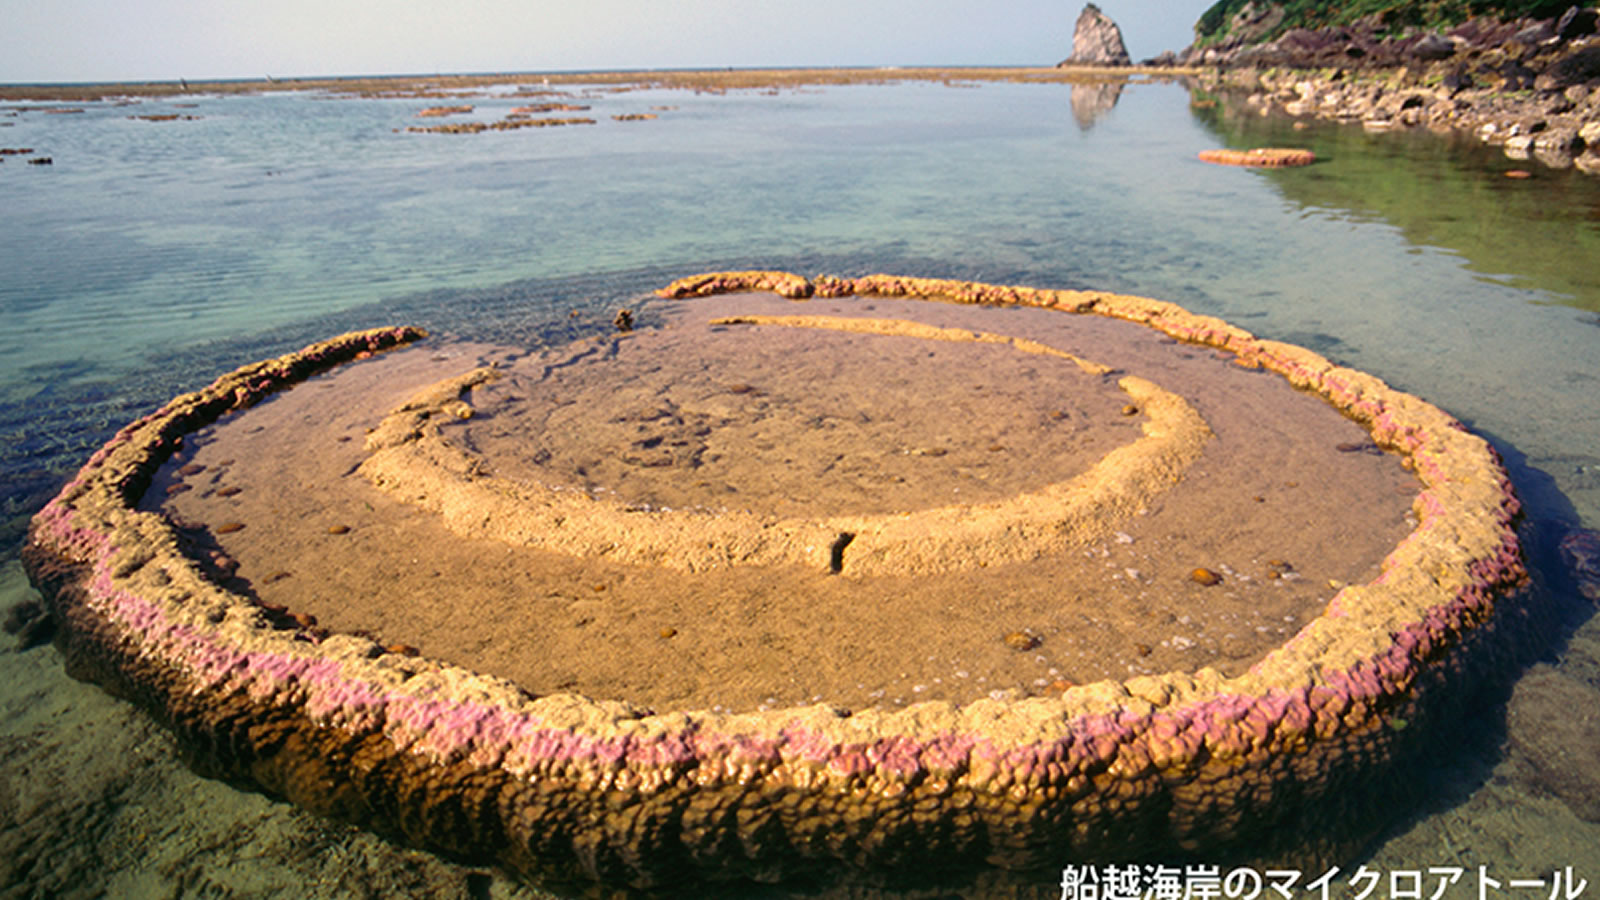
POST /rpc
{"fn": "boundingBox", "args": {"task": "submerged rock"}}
[1508,664,1600,823]
[1559,527,1600,604]
[1059,3,1131,67]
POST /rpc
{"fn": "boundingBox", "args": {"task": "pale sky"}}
[1,1,1215,84]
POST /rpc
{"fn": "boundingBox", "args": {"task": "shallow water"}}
[2,75,1599,897]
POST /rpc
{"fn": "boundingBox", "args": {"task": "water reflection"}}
[1186,87,1600,312]
[1069,78,1126,130]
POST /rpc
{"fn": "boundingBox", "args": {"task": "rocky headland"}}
[1176,3,1600,173]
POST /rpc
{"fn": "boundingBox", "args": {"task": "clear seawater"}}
[2,76,1599,898]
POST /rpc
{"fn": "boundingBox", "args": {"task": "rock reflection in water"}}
[1070,79,1126,130]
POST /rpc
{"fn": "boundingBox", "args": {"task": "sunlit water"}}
[2,76,1599,897]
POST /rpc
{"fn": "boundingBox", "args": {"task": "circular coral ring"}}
[1198,147,1317,167]
[22,275,1526,893]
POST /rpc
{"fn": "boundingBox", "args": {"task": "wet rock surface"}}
[1559,527,1600,604]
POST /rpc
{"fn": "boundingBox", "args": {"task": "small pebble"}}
[1505,169,1532,179]
[327,524,350,535]
[1049,679,1075,692]
[387,643,420,656]
[1190,567,1222,586]
[216,486,242,497]
[726,383,756,394]
[1134,643,1153,657]
[216,522,245,534]
[291,612,317,628]
[1121,404,1139,416]
[263,571,292,584]
[165,483,191,495]
[1003,630,1039,651]
[177,463,206,476]
[660,627,678,639]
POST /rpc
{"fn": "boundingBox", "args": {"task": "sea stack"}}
[1059,3,1132,67]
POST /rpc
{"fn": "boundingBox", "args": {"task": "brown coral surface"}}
[1197,147,1318,167]
[22,275,1527,892]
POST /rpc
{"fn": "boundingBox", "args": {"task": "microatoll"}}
[22,275,1527,892]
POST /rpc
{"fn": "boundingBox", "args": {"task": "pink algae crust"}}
[24,284,1526,888]
[1196,148,1318,168]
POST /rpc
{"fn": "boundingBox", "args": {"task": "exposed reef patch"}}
[21,276,1528,892]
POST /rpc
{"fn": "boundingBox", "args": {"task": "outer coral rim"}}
[23,274,1527,884]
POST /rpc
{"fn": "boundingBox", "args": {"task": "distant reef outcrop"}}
[1058,3,1132,66]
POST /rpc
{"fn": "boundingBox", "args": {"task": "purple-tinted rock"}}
[1412,33,1458,61]
[1514,21,1558,45]
[1559,527,1600,604]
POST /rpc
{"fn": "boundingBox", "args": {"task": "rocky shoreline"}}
[1177,6,1600,174]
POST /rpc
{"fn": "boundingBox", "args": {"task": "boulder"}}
[1059,3,1131,67]
[1514,21,1557,45]
[1535,46,1600,91]
[1498,61,1540,90]
[1556,6,1599,40]
[1411,33,1458,61]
